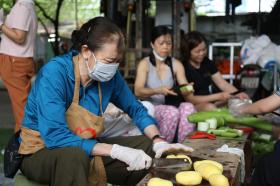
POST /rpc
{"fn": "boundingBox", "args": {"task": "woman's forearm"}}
[91,143,113,156]
[135,87,161,99]
[1,24,27,44]
[186,93,222,104]
[220,81,237,93]
[212,73,237,93]
[241,94,280,115]
[144,125,166,143]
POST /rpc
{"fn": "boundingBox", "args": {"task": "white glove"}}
[153,142,193,158]
[0,9,4,26]
[110,144,152,171]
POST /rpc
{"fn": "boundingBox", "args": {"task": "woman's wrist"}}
[211,92,223,102]
[91,143,113,156]
[152,134,166,144]
[218,92,227,101]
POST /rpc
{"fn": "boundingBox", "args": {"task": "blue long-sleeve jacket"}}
[22,51,156,156]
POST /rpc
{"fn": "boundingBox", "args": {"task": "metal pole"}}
[257,0,261,35]
[230,46,234,84]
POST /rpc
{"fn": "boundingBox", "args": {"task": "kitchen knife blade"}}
[271,111,280,117]
[151,158,191,170]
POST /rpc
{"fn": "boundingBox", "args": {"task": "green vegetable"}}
[179,86,188,92]
[197,122,209,132]
[252,141,275,155]
[252,132,272,142]
[206,118,218,129]
[223,128,243,137]
[226,117,272,131]
[186,85,194,91]
[251,131,275,156]
[180,84,194,92]
[188,109,272,132]
[259,134,272,141]
[220,132,239,138]
[208,129,225,136]
[208,128,240,138]
[216,117,225,127]
[188,109,229,123]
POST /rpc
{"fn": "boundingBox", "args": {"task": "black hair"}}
[180,31,208,65]
[71,16,125,58]
[149,25,172,67]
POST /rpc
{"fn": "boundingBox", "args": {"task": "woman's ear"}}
[81,45,91,59]
[150,42,154,49]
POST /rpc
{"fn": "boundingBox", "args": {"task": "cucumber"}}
[220,132,239,138]
[216,117,225,127]
[225,128,243,137]
[208,129,225,135]
[188,108,273,132]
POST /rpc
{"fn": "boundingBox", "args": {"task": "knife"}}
[151,158,192,170]
[271,111,280,117]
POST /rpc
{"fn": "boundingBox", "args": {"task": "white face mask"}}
[153,49,167,62]
[85,53,119,82]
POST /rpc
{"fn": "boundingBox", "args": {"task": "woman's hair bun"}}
[71,29,87,50]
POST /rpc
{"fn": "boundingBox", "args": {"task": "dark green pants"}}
[20,135,154,186]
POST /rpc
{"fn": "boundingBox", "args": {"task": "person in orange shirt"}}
[0,0,37,132]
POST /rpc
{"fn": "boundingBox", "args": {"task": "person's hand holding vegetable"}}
[158,86,177,96]
[228,98,252,117]
[179,83,194,96]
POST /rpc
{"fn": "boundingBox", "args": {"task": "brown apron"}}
[66,55,105,138]
[19,56,107,186]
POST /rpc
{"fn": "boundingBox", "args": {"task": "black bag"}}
[165,88,185,107]
[164,60,185,107]
[4,130,23,178]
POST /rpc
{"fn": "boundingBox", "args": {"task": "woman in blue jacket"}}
[18,17,193,186]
